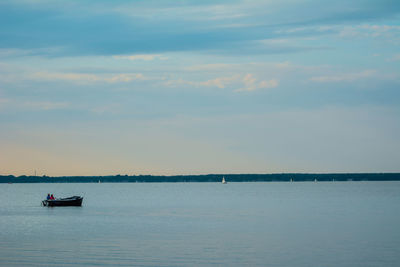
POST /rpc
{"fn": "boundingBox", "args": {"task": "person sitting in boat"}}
[50,194,55,200]
[46,193,51,200]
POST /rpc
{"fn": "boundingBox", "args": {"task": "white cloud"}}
[360,24,400,32]
[235,74,278,92]
[0,98,70,111]
[387,54,400,62]
[273,24,400,44]
[113,54,164,61]
[185,61,320,74]
[0,47,65,58]
[310,70,376,82]
[32,72,100,82]
[164,75,239,89]
[185,63,239,71]
[104,73,144,83]
[339,24,400,42]
[198,75,239,88]
[165,73,278,92]
[113,3,249,22]
[259,79,279,88]
[30,72,145,83]
[259,38,290,45]
[274,26,309,34]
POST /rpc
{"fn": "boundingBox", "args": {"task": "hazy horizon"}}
[2,172,400,178]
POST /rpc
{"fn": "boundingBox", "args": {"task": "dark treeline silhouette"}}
[1,173,400,183]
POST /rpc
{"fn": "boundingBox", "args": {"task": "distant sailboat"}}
[222,176,227,184]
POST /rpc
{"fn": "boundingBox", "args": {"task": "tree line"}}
[1,173,400,183]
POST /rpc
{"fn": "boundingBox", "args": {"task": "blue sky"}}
[0,0,399,176]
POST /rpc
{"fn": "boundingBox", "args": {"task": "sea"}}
[0,182,399,267]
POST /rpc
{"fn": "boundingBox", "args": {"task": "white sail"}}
[222,176,227,184]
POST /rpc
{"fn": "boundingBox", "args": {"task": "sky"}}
[0,0,399,176]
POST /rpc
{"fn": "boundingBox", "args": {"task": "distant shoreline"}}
[1,173,400,183]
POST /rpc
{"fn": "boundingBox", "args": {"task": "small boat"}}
[222,176,227,184]
[42,196,83,207]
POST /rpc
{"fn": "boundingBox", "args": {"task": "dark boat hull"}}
[42,196,83,207]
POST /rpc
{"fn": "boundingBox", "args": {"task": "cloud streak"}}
[113,54,168,61]
[310,70,376,83]
[1,0,399,57]
[165,73,278,92]
[30,72,145,84]
[236,74,279,92]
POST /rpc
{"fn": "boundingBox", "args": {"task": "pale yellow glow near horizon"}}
[0,124,275,177]
[1,107,399,176]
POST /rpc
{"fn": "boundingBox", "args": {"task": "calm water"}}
[0,182,399,266]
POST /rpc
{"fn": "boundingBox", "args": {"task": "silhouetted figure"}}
[46,194,51,200]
